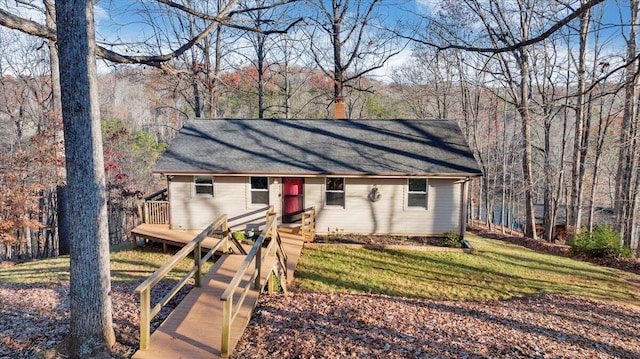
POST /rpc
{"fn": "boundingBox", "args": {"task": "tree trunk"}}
[54,0,116,355]
[615,0,639,247]
[569,2,591,232]
[517,48,537,240]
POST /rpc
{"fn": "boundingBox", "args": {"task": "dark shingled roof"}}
[154,119,482,177]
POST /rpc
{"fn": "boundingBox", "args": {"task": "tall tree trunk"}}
[55,0,116,355]
[570,2,591,232]
[517,48,537,240]
[211,23,223,118]
[332,0,342,101]
[615,0,639,247]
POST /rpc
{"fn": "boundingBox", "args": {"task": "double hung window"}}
[326,177,345,207]
[251,177,269,205]
[194,176,214,196]
[407,178,427,208]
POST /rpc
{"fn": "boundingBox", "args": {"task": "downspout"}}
[460,178,470,240]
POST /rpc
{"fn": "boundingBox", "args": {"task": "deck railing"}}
[301,206,316,242]
[143,201,170,224]
[220,206,288,358]
[135,214,231,351]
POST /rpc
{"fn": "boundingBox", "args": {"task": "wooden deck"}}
[131,224,224,252]
[132,236,304,359]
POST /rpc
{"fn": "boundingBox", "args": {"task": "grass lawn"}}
[295,235,640,304]
[0,244,212,284]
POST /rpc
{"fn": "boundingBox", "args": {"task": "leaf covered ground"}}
[235,292,640,359]
[1,239,639,358]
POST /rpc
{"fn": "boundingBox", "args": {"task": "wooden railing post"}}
[221,297,232,358]
[222,219,229,253]
[139,287,150,350]
[255,245,262,290]
[143,202,149,224]
[194,241,201,288]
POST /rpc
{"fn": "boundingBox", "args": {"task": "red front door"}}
[283,177,304,223]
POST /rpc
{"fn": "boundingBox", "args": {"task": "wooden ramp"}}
[132,237,304,359]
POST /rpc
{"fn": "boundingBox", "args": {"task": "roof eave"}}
[153,169,483,178]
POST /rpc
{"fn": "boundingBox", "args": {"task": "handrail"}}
[143,201,169,224]
[220,206,288,358]
[144,188,168,201]
[135,214,230,351]
[301,206,316,242]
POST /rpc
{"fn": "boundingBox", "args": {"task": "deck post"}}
[221,297,232,358]
[267,270,275,294]
[222,220,229,253]
[139,288,150,350]
[255,245,262,290]
[194,241,201,287]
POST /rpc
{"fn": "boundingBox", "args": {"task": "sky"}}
[0,0,637,80]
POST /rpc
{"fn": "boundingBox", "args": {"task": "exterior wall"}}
[169,175,277,231]
[169,175,463,236]
[309,178,462,236]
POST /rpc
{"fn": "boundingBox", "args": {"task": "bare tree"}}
[306,0,405,115]
[615,0,640,249]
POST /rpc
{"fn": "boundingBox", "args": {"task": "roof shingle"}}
[154,119,482,177]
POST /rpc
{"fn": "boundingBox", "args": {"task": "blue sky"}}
[91,0,636,79]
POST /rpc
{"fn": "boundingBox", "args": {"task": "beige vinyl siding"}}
[168,175,463,236]
[169,176,269,231]
[313,178,462,236]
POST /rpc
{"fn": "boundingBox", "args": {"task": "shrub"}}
[232,231,245,241]
[570,225,629,258]
[441,231,462,248]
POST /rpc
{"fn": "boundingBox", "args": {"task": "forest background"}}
[1,0,640,263]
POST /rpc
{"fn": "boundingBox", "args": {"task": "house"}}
[152,118,482,239]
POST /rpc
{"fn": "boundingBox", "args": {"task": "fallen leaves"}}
[1,279,639,358]
[234,292,640,359]
[0,280,191,358]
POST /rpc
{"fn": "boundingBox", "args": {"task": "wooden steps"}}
[278,226,308,242]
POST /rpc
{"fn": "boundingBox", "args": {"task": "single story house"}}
[152,119,482,238]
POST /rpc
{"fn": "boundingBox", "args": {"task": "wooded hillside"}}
[0,0,639,261]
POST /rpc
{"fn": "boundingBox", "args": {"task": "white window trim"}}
[406,178,428,210]
[193,175,214,197]
[249,176,270,206]
[325,177,346,208]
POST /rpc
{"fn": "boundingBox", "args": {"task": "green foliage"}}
[233,231,245,241]
[440,231,462,248]
[570,225,629,258]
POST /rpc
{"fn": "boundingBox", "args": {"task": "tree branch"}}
[401,0,606,53]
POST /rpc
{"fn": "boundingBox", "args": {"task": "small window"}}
[407,178,427,207]
[326,177,345,207]
[251,177,269,205]
[194,176,213,196]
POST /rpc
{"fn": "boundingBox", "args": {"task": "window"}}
[194,176,213,196]
[251,177,269,205]
[407,178,427,207]
[326,177,345,207]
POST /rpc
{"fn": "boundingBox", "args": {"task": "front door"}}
[283,177,304,223]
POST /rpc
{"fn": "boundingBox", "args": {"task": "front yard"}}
[234,235,640,358]
[294,235,640,303]
[1,235,639,358]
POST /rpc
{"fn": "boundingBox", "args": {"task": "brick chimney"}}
[334,96,346,119]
